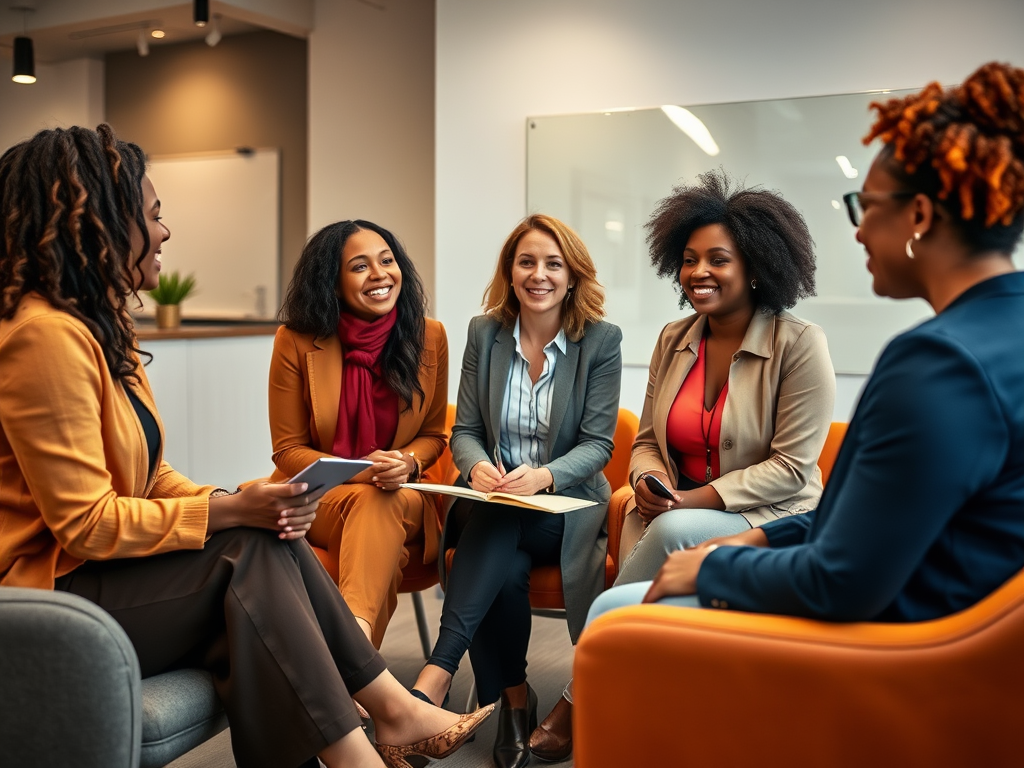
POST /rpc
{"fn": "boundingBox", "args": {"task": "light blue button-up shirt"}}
[497,316,567,471]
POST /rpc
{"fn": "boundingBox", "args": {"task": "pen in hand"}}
[493,443,506,477]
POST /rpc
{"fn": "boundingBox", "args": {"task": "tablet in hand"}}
[284,458,373,493]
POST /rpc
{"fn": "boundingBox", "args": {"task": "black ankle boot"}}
[493,683,538,768]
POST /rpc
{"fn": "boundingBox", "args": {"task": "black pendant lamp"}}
[12,36,35,84]
[194,0,209,27]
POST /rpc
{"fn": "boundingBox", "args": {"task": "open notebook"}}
[400,483,597,514]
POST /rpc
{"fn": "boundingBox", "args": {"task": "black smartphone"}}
[643,473,676,500]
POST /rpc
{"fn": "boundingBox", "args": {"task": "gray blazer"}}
[443,314,622,641]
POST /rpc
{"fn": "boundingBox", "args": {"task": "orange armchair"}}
[574,419,1024,766]
[575,568,1024,767]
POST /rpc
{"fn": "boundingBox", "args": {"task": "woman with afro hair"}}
[530,170,835,761]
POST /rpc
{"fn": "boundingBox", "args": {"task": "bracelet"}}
[405,452,420,482]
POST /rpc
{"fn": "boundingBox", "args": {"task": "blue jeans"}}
[616,508,751,584]
[585,581,702,627]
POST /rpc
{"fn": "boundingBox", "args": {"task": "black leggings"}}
[428,502,565,705]
[56,529,385,768]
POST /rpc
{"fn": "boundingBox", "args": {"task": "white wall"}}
[435,0,1024,420]
[0,57,104,152]
[308,0,436,304]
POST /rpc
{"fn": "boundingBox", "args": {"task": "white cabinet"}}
[141,332,276,489]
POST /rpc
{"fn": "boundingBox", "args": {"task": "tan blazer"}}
[630,310,835,526]
[0,294,213,589]
[267,319,448,559]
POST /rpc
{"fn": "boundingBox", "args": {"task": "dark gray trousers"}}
[56,528,385,768]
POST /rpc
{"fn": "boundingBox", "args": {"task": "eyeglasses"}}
[842,190,916,227]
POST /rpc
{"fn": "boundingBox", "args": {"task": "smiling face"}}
[129,175,170,291]
[855,155,924,300]
[510,228,574,322]
[678,223,753,319]
[337,227,402,321]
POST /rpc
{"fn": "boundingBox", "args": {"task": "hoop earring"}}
[906,232,921,259]
[750,279,757,290]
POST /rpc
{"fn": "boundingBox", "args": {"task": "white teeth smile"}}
[692,287,717,296]
[527,288,552,294]
[367,287,391,297]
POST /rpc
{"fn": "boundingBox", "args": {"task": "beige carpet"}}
[167,586,576,768]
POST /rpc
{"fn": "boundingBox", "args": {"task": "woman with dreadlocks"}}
[0,125,492,768]
[587,60,1024,630]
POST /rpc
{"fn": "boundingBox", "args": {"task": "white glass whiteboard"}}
[140,149,279,320]
[526,92,943,374]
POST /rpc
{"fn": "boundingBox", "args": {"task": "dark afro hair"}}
[645,169,817,313]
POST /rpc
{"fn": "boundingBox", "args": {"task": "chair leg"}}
[411,591,432,660]
[465,680,477,713]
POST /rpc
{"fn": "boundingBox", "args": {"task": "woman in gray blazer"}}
[411,214,622,768]
[530,171,835,762]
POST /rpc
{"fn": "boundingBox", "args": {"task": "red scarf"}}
[332,308,399,459]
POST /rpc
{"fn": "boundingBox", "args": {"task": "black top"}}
[124,385,161,480]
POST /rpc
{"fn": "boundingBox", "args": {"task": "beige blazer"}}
[630,310,835,526]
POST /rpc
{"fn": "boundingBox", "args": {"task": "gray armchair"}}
[0,587,228,768]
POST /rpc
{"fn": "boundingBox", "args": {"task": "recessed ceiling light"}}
[151,29,166,39]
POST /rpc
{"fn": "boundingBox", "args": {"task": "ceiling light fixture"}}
[194,0,209,27]
[205,14,221,47]
[835,155,859,179]
[151,29,166,39]
[136,30,149,56]
[12,36,35,83]
[10,3,36,84]
[660,105,720,156]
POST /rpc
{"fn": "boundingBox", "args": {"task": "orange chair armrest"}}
[574,571,1024,768]
[605,485,634,578]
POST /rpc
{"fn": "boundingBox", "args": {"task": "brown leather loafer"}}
[529,695,572,762]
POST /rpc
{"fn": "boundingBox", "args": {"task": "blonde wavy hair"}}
[483,214,605,341]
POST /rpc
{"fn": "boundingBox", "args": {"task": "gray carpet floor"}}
[167,585,576,768]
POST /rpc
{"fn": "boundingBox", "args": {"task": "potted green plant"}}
[147,271,197,330]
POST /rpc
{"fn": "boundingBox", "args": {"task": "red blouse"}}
[666,336,728,485]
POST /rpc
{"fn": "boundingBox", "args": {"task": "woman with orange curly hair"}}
[587,61,1024,627]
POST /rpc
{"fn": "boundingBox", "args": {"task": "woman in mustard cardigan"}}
[269,220,448,647]
[0,126,489,768]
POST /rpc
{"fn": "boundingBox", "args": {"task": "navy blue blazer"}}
[698,272,1024,622]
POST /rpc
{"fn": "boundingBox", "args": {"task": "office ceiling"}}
[0,2,306,65]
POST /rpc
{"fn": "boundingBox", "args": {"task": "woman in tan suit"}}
[530,170,835,761]
[0,126,490,768]
[269,220,448,647]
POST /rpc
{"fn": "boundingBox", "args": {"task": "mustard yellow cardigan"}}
[0,294,213,589]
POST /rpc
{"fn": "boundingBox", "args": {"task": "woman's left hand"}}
[642,546,717,603]
[492,465,554,496]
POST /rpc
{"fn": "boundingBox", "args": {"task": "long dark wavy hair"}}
[0,124,150,383]
[279,220,428,409]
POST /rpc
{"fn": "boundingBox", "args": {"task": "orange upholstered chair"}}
[574,568,1024,767]
[818,421,848,487]
[310,403,457,657]
[526,408,640,613]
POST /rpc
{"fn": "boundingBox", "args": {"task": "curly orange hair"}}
[863,62,1024,229]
